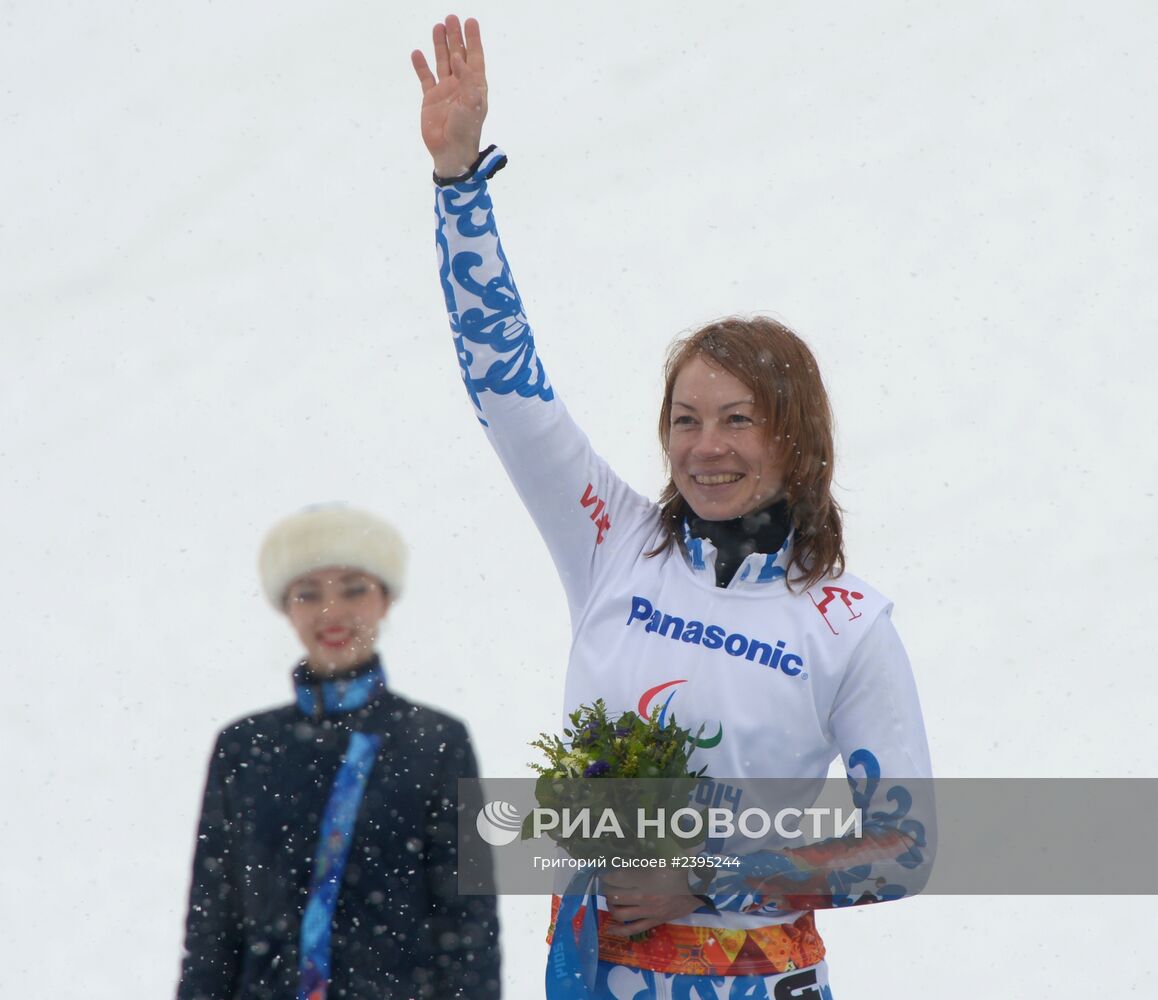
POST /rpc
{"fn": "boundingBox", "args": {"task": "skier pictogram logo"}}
[810,585,864,636]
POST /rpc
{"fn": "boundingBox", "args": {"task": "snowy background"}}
[4,1,1156,996]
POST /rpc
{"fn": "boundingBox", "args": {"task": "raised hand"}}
[410,15,488,178]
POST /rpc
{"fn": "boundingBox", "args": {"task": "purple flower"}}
[583,759,611,778]
[574,722,600,748]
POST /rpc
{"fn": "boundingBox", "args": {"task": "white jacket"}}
[432,147,934,931]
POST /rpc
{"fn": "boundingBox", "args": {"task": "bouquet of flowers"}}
[524,699,710,863]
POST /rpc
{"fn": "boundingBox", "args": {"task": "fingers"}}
[420,16,483,87]
[444,13,467,66]
[606,901,645,921]
[604,892,657,916]
[410,50,436,91]
[464,16,485,73]
[432,21,450,81]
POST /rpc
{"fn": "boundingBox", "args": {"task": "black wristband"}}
[432,144,506,186]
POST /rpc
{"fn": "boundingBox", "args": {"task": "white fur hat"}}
[258,505,407,609]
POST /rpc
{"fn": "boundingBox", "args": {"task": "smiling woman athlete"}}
[412,17,934,1000]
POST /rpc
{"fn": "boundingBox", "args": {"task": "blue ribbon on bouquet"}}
[545,868,602,999]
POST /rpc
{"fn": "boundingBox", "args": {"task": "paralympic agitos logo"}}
[638,679,723,749]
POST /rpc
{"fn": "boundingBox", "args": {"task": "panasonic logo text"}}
[626,596,806,677]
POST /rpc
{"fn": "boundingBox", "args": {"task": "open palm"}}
[411,16,488,178]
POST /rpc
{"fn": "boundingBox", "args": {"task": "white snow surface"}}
[3,1,1156,996]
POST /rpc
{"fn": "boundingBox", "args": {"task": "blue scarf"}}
[293,657,387,716]
[292,659,386,1000]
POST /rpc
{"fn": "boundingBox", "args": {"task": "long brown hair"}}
[651,317,845,588]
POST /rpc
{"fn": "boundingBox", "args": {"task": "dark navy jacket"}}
[177,658,501,999]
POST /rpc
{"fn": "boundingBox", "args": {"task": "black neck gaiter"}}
[688,500,792,588]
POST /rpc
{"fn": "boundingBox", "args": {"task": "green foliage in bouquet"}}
[524,699,711,861]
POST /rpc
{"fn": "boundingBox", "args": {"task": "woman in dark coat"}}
[177,504,501,999]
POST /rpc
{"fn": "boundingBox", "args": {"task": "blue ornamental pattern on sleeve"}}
[705,747,930,914]
[434,147,553,425]
[829,747,929,907]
